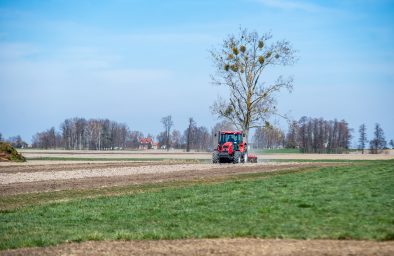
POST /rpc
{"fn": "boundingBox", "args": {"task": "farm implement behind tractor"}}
[212,131,257,164]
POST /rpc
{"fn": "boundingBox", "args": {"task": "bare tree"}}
[389,139,394,149]
[32,127,60,149]
[253,125,285,149]
[369,123,386,154]
[211,120,235,133]
[358,124,367,154]
[292,117,351,153]
[8,135,27,148]
[90,119,102,150]
[338,120,352,153]
[127,131,144,149]
[58,117,133,150]
[297,116,309,152]
[186,118,196,152]
[61,119,72,150]
[156,131,167,149]
[182,122,210,152]
[171,130,182,149]
[210,28,297,142]
[161,115,173,151]
[193,126,210,151]
[75,118,86,150]
[285,121,299,148]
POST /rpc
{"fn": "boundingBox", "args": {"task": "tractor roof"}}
[220,131,243,135]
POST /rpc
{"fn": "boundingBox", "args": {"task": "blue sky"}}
[0,0,393,146]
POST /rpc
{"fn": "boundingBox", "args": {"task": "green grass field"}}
[261,159,377,163]
[1,160,393,250]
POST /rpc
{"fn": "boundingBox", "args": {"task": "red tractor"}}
[212,131,248,164]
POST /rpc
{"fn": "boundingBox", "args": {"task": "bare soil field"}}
[2,238,393,256]
[0,162,327,195]
[258,152,394,160]
[18,149,211,161]
[15,149,394,162]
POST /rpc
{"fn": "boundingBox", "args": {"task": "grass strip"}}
[0,160,393,250]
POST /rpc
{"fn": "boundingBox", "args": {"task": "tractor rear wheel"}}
[212,151,219,163]
[233,151,241,164]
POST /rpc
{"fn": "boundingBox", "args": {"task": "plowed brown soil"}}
[0,162,333,195]
[1,239,393,256]
[0,162,164,173]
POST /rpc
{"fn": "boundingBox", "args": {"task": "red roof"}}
[139,138,153,144]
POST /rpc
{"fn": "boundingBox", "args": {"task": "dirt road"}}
[2,238,393,256]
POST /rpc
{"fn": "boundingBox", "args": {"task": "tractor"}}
[212,131,248,164]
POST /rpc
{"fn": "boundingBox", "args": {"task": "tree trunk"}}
[244,129,249,150]
[186,129,191,152]
[166,130,170,152]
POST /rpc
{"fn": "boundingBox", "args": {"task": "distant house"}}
[152,142,159,150]
[139,138,159,150]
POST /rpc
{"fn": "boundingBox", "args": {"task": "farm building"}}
[139,138,159,150]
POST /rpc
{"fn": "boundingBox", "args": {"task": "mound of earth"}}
[0,142,26,162]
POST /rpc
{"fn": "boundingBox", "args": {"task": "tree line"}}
[359,123,392,154]
[252,117,392,154]
[29,117,215,151]
[253,117,352,153]
[156,117,228,152]
[0,134,28,149]
[1,117,392,153]
[31,117,156,150]
[32,118,131,150]
[287,117,352,153]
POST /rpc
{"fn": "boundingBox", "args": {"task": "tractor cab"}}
[219,132,242,148]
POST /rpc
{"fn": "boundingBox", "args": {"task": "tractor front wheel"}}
[212,151,219,163]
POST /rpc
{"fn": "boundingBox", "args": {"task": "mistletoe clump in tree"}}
[210,28,297,142]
